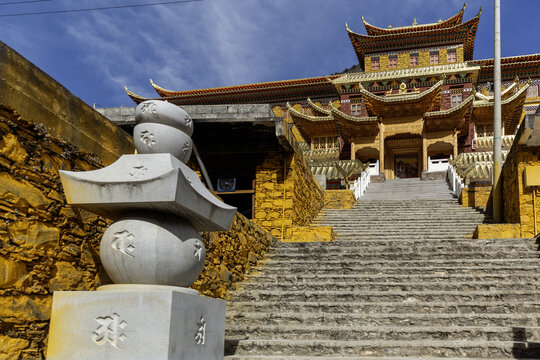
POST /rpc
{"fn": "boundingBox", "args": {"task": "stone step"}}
[230,289,540,303]
[223,339,540,358]
[275,238,535,248]
[272,244,537,255]
[237,280,540,293]
[226,311,539,328]
[254,264,540,276]
[246,273,540,284]
[264,251,536,261]
[226,300,540,315]
[225,356,539,360]
[225,324,540,342]
[257,258,540,268]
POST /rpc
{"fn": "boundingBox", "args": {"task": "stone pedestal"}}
[47,285,225,360]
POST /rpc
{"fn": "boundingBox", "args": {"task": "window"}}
[430,51,439,65]
[371,57,380,70]
[527,84,539,98]
[451,93,462,107]
[409,53,418,67]
[447,49,457,63]
[388,55,397,69]
[311,136,340,150]
[476,123,494,137]
[351,101,362,116]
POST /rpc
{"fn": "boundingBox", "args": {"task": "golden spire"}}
[412,18,417,26]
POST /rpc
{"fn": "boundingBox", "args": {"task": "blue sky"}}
[2,0,539,107]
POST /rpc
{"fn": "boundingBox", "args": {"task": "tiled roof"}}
[332,62,480,85]
[125,76,339,105]
[361,3,465,36]
[347,9,481,69]
[474,54,540,82]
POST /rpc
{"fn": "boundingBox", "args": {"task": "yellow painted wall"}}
[461,186,492,209]
[365,46,464,72]
[324,190,356,209]
[0,105,112,358]
[474,223,521,239]
[254,153,324,240]
[0,42,133,164]
[193,212,275,299]
[502,146,540,238]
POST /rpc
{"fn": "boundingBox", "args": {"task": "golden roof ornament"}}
[412,18,417,26]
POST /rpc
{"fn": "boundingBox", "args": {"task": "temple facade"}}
[126,3,539,182]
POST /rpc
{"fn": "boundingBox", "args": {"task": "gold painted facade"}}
[365,46,464,73]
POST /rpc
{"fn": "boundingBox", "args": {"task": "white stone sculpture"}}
[47,100,236,360]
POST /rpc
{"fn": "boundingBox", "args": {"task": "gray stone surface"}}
[359,178,454,200]
[223,179,540,359]
[133,123,193,162]
[59,153,236,231]
[47,286,225,360]
[97,104,277,126]
[135,100,193,136]
[100,213,205,287]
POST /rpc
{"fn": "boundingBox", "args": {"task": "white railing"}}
[352,169,371,200]
[447,163,464,199]
[368,160,379,176]
[428,157,450,172]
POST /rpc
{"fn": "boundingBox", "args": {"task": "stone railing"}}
[351,168,371,200]
[447,162,465,199]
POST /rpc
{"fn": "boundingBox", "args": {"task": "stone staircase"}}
[224,178,540,359]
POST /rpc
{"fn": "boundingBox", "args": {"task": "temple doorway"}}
[394,153,418,178]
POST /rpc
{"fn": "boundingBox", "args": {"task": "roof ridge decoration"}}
[286,102,337,143]
[359,78,444,103]
[348,7,481,69]
[361,3,466,36]
[328,102,379,141]
[425,91,475,117]
[124,86,156,104]
[332,62,480,86]
[475,76,519,102]
[307,98,331,116]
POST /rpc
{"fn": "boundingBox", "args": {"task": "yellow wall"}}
[193,212,275,299]
[0,42,133,164]
[0,105,112,358]
[461,186,493,209]
[324,190,356,209]
[254,152,324,240]
[502,145,540,238]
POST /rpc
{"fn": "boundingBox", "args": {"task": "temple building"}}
[125,3,539,185]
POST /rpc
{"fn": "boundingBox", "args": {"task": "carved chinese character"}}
[139,102,158,118]
[111,230,135,257]
[91,313,127,348]
[182,141,190,153]
[129,163,148,178]
[140,131,156,148]
[193,242,203,261]
[194,317,206,345]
